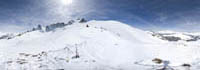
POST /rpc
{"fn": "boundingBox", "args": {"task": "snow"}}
[0,20,200,70]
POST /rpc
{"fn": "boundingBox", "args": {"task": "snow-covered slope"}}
[1,20,200,70]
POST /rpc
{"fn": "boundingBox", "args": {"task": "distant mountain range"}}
[148,31,200,42]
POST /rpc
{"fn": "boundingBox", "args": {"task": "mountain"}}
[148,31,200,42]
[1,20,200,70]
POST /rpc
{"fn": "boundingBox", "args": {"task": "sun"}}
[60,0,73,5]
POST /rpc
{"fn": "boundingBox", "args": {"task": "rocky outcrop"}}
[79,18,87,23]
[0,34,15,40]
[45,22,65,32]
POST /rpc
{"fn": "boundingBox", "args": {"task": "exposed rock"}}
[152,58,163,64]
[162,36,181,41]
[67,20,75,25]
[46,22,65,32]
[0,34,15,40]
[79,18,87,23]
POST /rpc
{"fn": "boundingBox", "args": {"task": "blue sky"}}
[0,0,200,32]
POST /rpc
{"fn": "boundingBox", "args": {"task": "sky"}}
[0,0,200,32]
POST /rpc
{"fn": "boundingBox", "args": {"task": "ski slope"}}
[0,20,200,70]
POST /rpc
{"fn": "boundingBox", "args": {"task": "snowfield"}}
[1,20,200,70]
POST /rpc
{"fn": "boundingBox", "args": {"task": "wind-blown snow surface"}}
[1,20,200,70]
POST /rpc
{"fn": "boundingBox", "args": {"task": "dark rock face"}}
[67,20,75,25]
[79,18,87,23]
[37,25,42,30]
[45,26,50,32]
[32,25,42,31]
[45,20,76,32]
[45,22,65,32]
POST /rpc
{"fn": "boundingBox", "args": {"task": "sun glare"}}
[60,0,73,5]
